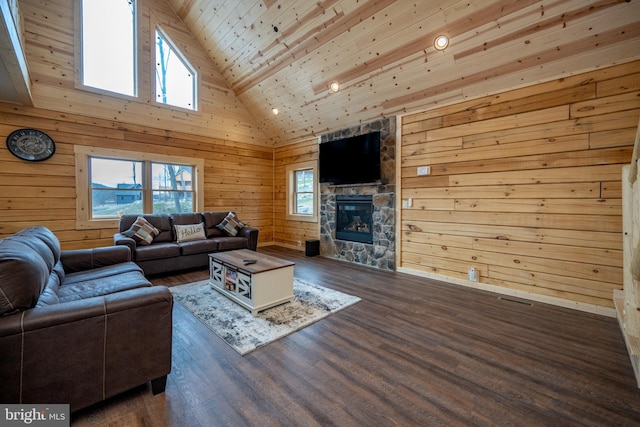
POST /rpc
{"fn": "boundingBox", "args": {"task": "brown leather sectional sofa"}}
[0,226,173,412]
[114,212,259,275]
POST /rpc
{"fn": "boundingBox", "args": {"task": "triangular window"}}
[155,28,196,110]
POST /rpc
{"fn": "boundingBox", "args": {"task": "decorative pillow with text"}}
[175,222,207,243]
[121,216,160,245]
[216,211,245,237]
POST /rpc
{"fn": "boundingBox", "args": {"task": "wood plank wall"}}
[0,103,274,250]
[273,138,319,248]
[4,0,639,313]
[0,0,274,250]
[400,60,640,312]
[15,0,267,145]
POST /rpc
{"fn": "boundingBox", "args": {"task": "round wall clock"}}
[6,128,56,162]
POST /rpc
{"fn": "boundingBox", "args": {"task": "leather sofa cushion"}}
[0,240,50,315]
[37,270,62,307]
[62,261,144,285]
[202,212,227,238]
[53,260,66,281]
[171,213,202,225]
[8,226,61,271]
[58,271,151,303]
[179,239,219,256]
[134,242,181,261]
[214,236,249,251]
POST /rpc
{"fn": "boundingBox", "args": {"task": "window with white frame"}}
[155,28,196,110]
[80,0,136,96]
[75,146,204,228]
[286,161,318,222]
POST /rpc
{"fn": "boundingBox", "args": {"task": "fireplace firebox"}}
[335,195,373,244]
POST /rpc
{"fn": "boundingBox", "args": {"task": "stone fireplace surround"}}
[319,117,395,271]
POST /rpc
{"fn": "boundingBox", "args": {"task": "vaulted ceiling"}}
[1,0,639,147]
[165,0,640,146]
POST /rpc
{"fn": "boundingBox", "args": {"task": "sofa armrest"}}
[0,286,173,411]
[61,245,132,274]
[114,232,137,255]
[239,226,259,251]
[0,286,171,340]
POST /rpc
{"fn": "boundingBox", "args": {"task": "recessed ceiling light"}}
[272,108,279,115]
[329,81,340,93]
[434,35,449,50]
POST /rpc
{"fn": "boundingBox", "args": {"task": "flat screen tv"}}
[319,131,381,185]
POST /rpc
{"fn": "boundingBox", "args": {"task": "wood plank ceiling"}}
[166,0,640,146]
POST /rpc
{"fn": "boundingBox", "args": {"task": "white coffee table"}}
[209,249,295,315]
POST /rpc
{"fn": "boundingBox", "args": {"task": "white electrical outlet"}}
[408,198,413,207]
[402,200,408,208]
[417,166,431,176]
[468,267,478,282]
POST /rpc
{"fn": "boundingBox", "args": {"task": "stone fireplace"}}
[319,117,395,271]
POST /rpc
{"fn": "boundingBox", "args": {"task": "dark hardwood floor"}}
[72,246,640,426]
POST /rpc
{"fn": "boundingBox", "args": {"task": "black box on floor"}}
[305,240,320,257]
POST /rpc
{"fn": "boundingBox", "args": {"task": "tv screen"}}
[319,132,381,185]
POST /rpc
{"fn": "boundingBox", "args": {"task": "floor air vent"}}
[498,296,533,307]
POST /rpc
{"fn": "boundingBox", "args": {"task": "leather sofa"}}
[114,212,259,275]
[0,226,173,412]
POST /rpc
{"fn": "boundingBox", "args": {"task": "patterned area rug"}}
[170,278,361,355]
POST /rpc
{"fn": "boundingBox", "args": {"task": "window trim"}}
[75,145,204,229]
[154,26,198,111]
[285,160,318,223]
[75,0,139,99]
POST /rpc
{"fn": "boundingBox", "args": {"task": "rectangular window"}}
[286,161,318,223]
[151,163,194,213]
[81,0,136,96]
[89,158,195,219]
[91,157,144,218]
[75,146,204,229]
[293,169,314,215]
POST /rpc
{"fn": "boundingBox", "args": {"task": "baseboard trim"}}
[397,266,617,318]
[260,241,304,251]
[614,289,640,387]
[262,244,616,317]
